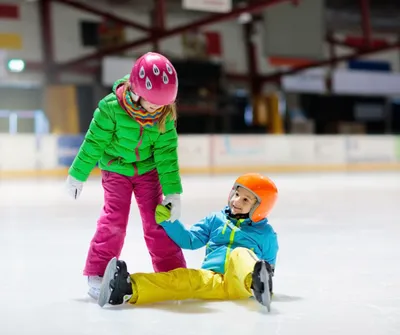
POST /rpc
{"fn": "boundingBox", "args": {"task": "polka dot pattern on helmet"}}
[162,72,169,84]
[136,62,175,90]
[153,64,160,76]
[166,63,173,75]
[145,77,152,90]
[139,66,145,79]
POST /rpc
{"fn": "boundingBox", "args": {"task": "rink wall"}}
[1,134,400,177]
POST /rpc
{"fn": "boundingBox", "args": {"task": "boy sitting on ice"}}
[98,173,279,311]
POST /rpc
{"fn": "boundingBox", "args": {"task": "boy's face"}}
[229,186,257,215]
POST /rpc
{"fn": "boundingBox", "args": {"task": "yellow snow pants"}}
[128,247,259,305]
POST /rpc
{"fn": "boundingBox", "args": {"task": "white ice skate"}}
[87,276,102,300]
[98,257,118,307]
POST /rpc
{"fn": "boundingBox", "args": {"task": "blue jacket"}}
[160,207,279,274]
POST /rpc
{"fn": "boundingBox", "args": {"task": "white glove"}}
[162,194,181,222]
[65,175,84,200]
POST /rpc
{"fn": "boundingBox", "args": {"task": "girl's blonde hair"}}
[158,103,177,133]
[123,80,176,133]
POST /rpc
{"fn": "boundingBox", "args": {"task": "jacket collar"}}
[223,206,268,226]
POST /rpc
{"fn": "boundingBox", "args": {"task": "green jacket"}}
[68,77,182,195]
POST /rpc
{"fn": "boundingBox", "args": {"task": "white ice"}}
[1,172,400,335]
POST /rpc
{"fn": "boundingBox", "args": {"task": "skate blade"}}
[260,262,271,312]
[98,257,118,308]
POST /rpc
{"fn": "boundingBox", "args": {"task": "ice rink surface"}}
[1,172,400,335]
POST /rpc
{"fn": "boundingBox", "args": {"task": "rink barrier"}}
[0,134,399,178]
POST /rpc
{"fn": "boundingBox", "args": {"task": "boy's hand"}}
[155,204,172,224]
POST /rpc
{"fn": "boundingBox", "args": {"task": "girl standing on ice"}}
[65,52,187,299]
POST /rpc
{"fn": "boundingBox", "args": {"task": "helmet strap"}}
[130,90,140,102]
[225,207,249,221]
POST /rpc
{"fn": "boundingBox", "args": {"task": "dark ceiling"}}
[101,0,400,14]
[326,0,399,13]
[325,0,400,33]
[72,0,400,33]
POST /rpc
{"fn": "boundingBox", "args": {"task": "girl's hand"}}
[161,194,181,222]
[65,175,84,199]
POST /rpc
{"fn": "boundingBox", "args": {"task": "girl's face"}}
[139,98,163,113]
[229,187,257,215]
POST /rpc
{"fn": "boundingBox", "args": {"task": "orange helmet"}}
[229,173,278,222]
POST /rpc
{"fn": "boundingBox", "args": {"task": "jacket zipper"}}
[108,157,121,166]
[222,219,243,272]
[132,126,144,176]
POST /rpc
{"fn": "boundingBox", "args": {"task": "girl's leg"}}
[132,169,186,272]
[83,171,133,276]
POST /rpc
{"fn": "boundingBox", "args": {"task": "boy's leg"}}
[131,268,227,305]
[224,247,274,307]
[223,247,258,299]
[83,171,133,276]
[134,248,273,305]
[99,258,228,306]
[132,169,186,272]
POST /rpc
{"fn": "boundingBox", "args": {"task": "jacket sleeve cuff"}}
[68,168,89,182]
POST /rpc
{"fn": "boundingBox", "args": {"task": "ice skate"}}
[87,276,102,300]
[98,257,133,307]
[251,260,273,312]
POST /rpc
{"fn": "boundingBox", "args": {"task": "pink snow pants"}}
[83,169,187,276]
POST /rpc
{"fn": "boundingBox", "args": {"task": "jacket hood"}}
[112,75,130,94]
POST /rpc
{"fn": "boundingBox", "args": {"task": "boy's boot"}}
[98,257,133,307]
[251,260,273,311]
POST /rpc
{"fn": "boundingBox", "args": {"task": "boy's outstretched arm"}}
[155,204,213,250]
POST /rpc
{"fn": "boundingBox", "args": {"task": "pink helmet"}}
[129,52,178,106]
